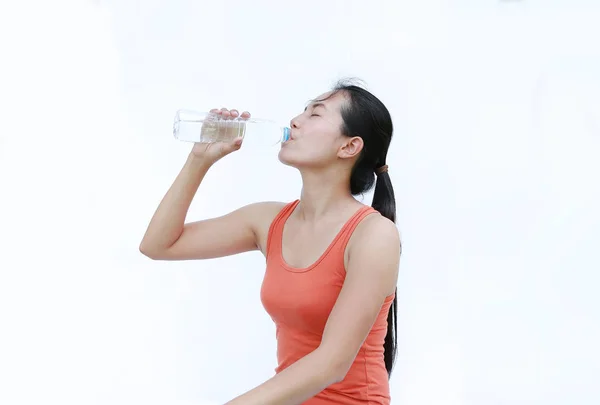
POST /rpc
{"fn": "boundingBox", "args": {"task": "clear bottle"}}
[173,109,290,147]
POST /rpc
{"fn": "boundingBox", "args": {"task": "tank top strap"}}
[332,205,378,255]
[266,199,300,258]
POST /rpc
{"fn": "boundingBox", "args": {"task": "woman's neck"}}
[297,167,358,221]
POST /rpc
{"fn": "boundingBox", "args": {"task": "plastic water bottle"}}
[173,109,291,147]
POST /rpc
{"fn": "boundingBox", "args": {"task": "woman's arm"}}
[225,214,400,405]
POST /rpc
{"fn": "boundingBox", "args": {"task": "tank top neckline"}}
[277,199,375,273]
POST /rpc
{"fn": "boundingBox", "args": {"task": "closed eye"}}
[311,114,320,117]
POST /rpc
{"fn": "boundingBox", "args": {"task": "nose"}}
[290,116,300,129]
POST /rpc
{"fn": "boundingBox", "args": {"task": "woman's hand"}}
[191,108,251,164]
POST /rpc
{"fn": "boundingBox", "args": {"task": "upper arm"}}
[317,215,400,378]
[148,201,285,261]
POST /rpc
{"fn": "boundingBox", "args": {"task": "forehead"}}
[305,91,346,111]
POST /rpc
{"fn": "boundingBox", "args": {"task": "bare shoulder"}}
[346,211,401,269]
[242,201,288,223]
[242,201,289,254]
[238,200,288,232]
[356,212,400,245]
[239,200,287,214]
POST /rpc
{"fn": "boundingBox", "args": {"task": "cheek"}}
[304,141,339,163]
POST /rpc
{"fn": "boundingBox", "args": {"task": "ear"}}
[337,136,364,159]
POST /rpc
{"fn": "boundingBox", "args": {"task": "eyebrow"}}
[304,102,327,112]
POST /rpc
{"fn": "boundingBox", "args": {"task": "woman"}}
[140,80,401,405]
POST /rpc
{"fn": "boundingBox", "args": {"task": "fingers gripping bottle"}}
[173,109,291,147]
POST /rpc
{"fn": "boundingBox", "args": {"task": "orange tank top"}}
[260,200,395,405]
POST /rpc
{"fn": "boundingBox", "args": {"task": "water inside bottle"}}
[173,111,286,146]
[200,118,247,143]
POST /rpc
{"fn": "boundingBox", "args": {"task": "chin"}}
[277,147,297,167]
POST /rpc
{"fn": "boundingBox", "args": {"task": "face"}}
[278,91,364,169]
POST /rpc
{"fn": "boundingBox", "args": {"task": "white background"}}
[0,0,599,404]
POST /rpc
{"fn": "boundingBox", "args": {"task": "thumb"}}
[233,136,243,147]
[225,136,243,153]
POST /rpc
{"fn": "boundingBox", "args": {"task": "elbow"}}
[315,347,352,384]
[139,245,154,259]
[139,243,163,260]
[331,364,351,384]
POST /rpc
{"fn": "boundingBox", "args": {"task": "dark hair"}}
[317,78,400,378]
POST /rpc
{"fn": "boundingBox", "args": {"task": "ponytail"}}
[372,167,395,223]
[372,168,399,379]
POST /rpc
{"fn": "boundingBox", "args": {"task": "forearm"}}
[139,153,212,253]
[225,348,343,405]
